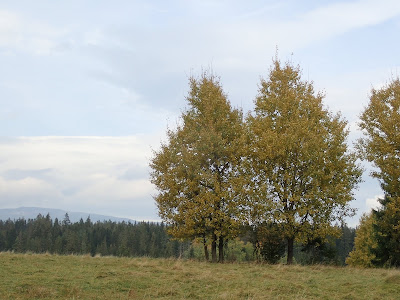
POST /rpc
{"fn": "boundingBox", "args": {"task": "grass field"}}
[1,252,400,299]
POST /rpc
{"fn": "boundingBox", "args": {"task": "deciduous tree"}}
[346,213,377,267]
[358,78,400,267]
[150,72,245,262]
[247,58,361,264]
[358,78,400,199]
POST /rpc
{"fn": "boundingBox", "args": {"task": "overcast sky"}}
[1,0,399,225]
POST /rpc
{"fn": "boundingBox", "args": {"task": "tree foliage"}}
[294,224,355,265]
[150,72,245,262]
[300,236,337,265]
[358,78,400,267]
[346,213,377,267]
[358,78,400,198]
[0,214,187,258]
[251,222,286,264]
[246,59,362,264]
[334,223,356,265]
[372,196,400,267]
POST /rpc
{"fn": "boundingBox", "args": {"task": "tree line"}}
[0,213,186,258]
[0,213,356,264]
[151,56,400,266]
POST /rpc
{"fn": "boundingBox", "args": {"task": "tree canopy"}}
[346,212,377,267]
[246,59,362,264]
[151,59,362,264]
[358,78,400,267]
[150,72,245,262]
[358,78,400,199]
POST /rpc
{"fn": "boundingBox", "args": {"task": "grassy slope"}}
[1,252,399,299]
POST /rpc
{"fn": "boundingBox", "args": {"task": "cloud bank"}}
[0,136,158,221]
[1,0,399,225]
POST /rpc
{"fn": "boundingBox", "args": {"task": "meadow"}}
[1,252,399,299]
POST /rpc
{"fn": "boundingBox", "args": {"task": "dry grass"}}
[0,252,399,299]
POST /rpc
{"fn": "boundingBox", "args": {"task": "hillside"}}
[1,252,399,299]
[0,207,136,223]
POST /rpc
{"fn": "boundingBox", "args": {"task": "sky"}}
[0,0,399,225]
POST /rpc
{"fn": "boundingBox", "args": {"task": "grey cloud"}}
[80,23,274,115]
[52,40,75,53]
[61,186,81,197]
[83,41,187,112]
[0,194,63,210]
[3,168,54,181]
[118,165,149,181]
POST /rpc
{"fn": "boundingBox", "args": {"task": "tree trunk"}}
[203,236,209,261]
[211,233,217,263]
[287,237,294,265]
[218,236,224,263]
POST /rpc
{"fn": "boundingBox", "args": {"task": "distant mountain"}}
[0,207,136,224]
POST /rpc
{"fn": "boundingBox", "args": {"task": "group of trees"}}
[3,58,397,267]
[150,58,362,264]
[0,214,186,258]
[347,79,400,268]
[249,222,356,265]
[0,213,356,264]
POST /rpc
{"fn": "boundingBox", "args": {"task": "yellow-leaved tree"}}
[358,78,400,267]
[246,59,362,264]
[346,213,377,267]
[150,72,245,263]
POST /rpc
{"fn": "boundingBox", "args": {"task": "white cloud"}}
[0,136,158,220]
[275,0,400,49]
[209,0,400,57]
[76,176,153,203]
[0,9,73,55]
[0,176,61,198]
[366,194,383,211]
[304,0,400,30]
[0,0,397,224]
[0,10,21,47]
[0,136,152,170]
[80,0,400,106]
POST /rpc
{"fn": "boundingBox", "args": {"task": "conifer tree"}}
[372,196,400,266]
[335,224,356,265]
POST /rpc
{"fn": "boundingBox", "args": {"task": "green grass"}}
[1,252,399,299]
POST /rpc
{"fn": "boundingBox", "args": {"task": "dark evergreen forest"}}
[0,214,187,258]
[0,214,355,264]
